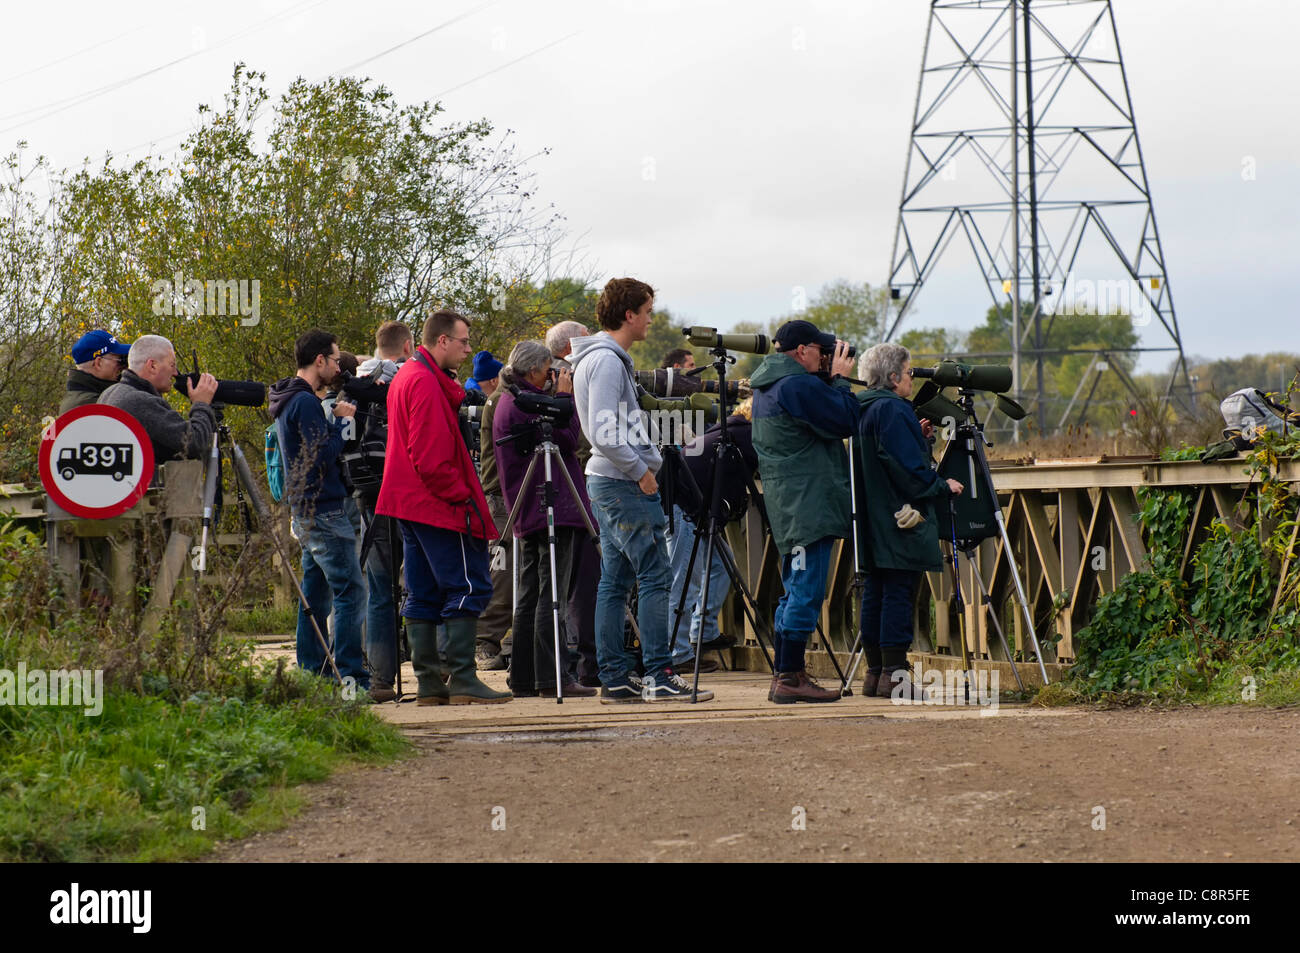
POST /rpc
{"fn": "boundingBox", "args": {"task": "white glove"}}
[894,503,924,529]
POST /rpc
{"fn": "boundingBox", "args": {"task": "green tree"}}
[51,64,565,464]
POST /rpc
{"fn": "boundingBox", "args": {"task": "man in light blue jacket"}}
[571,277,714,704]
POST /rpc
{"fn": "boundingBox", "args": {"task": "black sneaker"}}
[599,673,644,705]
[642,669,714,703]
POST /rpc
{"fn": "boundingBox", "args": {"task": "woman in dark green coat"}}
[855,343,963,700]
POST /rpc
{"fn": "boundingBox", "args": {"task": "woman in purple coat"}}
[493,340,598,698]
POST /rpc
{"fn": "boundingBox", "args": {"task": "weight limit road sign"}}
[39,404,155,519]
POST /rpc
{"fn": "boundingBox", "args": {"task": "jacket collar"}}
[415,346,465,409]
[67,368,115,395]
[118,369,161,397]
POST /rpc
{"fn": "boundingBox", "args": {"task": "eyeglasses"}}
[444,335,471,347]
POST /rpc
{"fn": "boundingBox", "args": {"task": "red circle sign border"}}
[39,404,156,519]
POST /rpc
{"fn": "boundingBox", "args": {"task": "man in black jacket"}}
[61,330,131,414]
[98,334,218,467]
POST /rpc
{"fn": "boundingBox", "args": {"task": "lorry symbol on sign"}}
[58,443,135,482]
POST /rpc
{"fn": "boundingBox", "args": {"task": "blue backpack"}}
[264,420,286,503]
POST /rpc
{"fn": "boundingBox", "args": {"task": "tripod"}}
[944,389,1049,684]
[194,412,343,683]
[665,343,849,701]
[842,389,1049,688]
[494,413,612,704]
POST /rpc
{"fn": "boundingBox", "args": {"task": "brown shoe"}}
[862,668,882,697]
[877,665,929,702]
[369,686,398,703]
[537,681,598,698]
[771,671,841,704]
[672,656,719,675]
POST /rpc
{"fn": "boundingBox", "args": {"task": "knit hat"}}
[472,350,503,382]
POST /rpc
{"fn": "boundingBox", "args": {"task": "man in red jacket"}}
[375,310,511,705]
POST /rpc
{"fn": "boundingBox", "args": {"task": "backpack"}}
[338,369,393,501]
[1220,388,1293,438]
[265,419,286,503]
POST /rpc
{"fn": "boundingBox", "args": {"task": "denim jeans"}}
[360,502,400,690]
[860,568,919,652]
[587,474,672,685]
[292,508,368,688]
[666,504,731,663]
[774,535,836,644]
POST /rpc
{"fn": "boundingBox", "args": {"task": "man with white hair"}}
[545,320,590,365]
[99,334,219,465]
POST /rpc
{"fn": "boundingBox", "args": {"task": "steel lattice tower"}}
[884,0,1192,431]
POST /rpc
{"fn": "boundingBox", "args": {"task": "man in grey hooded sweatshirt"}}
[570,277,713,703]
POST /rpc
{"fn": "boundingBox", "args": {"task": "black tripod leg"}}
[668,520,704,656]
[714,537,774,673]
[228,440,343,684]
[813,617,849,690]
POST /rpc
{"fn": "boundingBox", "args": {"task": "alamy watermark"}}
[150,271,261,327]
[0,663,103,716]
[1040,271,1154,327]
[592,403,709,453]
[889,663,1000,710]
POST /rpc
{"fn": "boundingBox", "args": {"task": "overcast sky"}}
[4,0,1297,370]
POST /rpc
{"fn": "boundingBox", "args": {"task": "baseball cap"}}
[773,319,836,353]
[71,329,131,364]
[472,350,504,382]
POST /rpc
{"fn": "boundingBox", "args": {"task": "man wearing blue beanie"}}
[464,350,503,397]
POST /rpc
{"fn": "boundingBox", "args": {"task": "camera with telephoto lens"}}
[174,351,266,407]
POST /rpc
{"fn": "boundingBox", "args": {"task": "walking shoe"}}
[878,664,929,703]
[642,669,714,703]
[368,685,397,703]
[770,670,841,704]
[862,668,882,697]
[537,680,598,698]
[476,643,509,671]
[600,676,644,704]
[579,673,603,688]
[671,656,719,674]
[700,633,737,651]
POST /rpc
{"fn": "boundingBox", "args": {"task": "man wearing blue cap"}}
[750,318,859,704]
[60,330,132,415]
[464,350,503,397]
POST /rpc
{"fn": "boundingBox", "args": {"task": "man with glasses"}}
[749,319,860,704]
[61,329,132,414]
[376,310,511,705]
[268,329,369,690]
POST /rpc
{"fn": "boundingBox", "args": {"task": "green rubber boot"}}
[444,616,512,705]
[405,619,449,706]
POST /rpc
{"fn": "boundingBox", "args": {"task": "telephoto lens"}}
[174,374,267,407]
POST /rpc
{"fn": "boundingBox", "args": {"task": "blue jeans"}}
[360,503,400,690]
[292,508,368,688]
[588,474,672,685]
[774,536,836,644]
[860,568,919,652]
[666,504,730,663]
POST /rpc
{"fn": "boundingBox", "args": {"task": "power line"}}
[328,1,501,77]
[434,30,580,98]
[0,0,330,134]
[0,26,144,88]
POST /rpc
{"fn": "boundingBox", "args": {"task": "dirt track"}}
[210,669,1300,863]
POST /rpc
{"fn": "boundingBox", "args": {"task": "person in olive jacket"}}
[855,342,963,701]
[750,319,860,704]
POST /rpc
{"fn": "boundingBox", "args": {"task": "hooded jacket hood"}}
[269,376,318,420]
[749,351,808,390]
[567,331,631,371]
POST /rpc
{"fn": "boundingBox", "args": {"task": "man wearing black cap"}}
[749,319,859,704]
[60,330,132,414]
